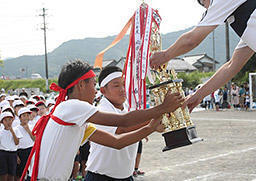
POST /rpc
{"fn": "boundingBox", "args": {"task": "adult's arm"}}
[185,46,254,112]
[150,26,217,68]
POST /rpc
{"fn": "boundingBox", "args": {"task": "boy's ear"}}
[100,87,105,94]
[78,80,84,88]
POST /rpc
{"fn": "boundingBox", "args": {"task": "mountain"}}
[0,25,240,78]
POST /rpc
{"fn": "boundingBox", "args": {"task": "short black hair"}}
[58,59,93,95]
[98,66,122,87]
[197,0,204,6]
[19,92,28,98]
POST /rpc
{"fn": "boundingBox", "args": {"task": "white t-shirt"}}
[0,124,4,131]
[12,116,20,127]
[16,124,34,149]
[87,97,138,179]
[197,0,256,51]
[0,128,23,151]
[33,99,97,180]
[29,115,40,128]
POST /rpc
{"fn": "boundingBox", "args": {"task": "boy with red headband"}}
[22,60,183,181]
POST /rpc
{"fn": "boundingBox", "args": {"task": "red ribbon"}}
[20,70,95,181]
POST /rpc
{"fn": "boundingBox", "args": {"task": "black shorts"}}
[0,150,17,176]
[85,171,134,181]
[137,141,142,154]
[17,147,32,177]
[79,142,90,162]
[74,154,80,162]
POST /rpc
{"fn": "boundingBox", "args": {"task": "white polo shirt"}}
[29,115,40,128]
[0,128,23,151]
[16,124,34,149]
[12,116,20,128]
[31,99,98,180]
[197,0,256,51]
[87,97,138,179]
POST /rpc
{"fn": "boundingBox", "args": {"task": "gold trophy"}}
[148,21,203,152]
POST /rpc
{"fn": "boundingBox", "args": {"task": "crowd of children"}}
[0,92,54,181]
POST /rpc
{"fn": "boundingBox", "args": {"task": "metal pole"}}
[225,22,231,103]
[212,30,216,71]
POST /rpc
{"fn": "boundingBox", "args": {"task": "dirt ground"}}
[135,110,256,181]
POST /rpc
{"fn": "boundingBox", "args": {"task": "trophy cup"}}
[148,21,203,152]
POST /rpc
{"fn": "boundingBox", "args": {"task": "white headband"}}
[100,72,122,87]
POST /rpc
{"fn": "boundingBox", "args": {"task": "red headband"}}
[50,70,96,108]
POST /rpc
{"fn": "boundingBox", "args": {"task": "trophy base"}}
[162,125,203,152]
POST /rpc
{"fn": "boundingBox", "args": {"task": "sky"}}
[0,0,205,59]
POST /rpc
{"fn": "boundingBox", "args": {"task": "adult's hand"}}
[183,93,203,113]
[150,50,169,69]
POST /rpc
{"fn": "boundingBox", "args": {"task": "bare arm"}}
[89,119,161,149]
[150,26,217,68]
[115,121,150,134]
[10,127,19,145]
[87,92,183,127]
[186,46,254,112]
[23,125,35,141]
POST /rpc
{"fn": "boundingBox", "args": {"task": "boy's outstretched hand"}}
[161,92,184,113]
[148,118,165,133]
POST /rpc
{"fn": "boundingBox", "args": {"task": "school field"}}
[135,110,256,181]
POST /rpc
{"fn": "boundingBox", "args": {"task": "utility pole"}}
[225,21,231,102]
[212,30,216,71]
[40,8,49,92]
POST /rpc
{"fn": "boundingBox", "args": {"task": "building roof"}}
[102,59,117,68]
[166,58,197,72]
[115,57,126,70]
[183,54,219,65]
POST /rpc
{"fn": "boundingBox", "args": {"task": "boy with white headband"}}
[21,60,183,181]
[86,66,161,181]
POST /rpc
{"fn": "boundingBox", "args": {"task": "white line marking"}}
[184,172,256,181]
[192,118,256,122]
[184,172,221,181]
[147,146,256,176]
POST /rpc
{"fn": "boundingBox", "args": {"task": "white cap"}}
[46,99,55,107]
[39,95,45,100]
[19,96,28,100]
[18,107,32,117]
[27,104,39,111]
[13,100,25,108]
[26,98,37,105]
[0,112,14,122]
[0,100,10,109]
[13,95,20,100]
[0,93,6,98]
[5,96,14,101]
[49,105,55,113]
[1,105,14,113]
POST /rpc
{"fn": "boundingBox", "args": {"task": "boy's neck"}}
[20,122,27,126]
[106,98,124,110]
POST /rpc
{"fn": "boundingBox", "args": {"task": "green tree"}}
[232,53,256,85]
